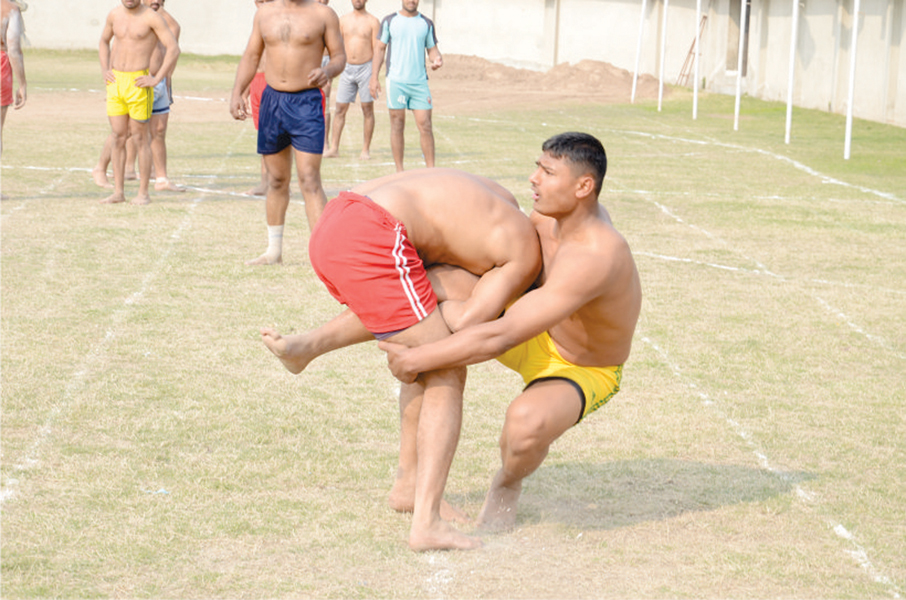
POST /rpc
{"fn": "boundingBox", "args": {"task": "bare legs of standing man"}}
[389,107,434,172]
[247,146,327,265]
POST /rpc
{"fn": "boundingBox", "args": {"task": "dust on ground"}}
[429,54,664,113]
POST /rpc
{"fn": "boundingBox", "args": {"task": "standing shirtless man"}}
[142,0,182,192]
[98,0,179,205]
[1,0,27,155]
[323,0,380,159]
[92,0,182,192]
[260,168,541,550]
[230,0,345,265]
[381,133,643,533]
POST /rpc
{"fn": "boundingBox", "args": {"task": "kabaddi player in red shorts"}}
[261,168,542,551]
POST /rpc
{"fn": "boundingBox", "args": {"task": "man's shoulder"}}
[415,13,435,28]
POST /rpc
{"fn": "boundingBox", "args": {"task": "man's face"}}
[143,0,162,11]
[351,0,366,10]
[401,0,419,14]
[529,153,580,216]
[121,0,142,9]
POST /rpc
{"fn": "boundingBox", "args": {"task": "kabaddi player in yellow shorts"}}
[97,0,179,205]
[106,69,153,122]
[380,132,642,534]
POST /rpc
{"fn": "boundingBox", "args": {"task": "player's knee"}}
[267,171,291,190]
[503,402,548,452]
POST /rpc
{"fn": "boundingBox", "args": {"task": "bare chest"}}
[261,13,324,46]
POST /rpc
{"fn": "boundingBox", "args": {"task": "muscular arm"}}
[136,11,179,88]
[310,8,345,88]
[98,14,115,83]
[369,39,386,99]
[162,16,181,80]
[230,16,265,120]
[382,243,606,382]
[439,249,540,333]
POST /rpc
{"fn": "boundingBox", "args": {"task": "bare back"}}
[103,5,162,72]
[352,168,537,276]
[257,0,339,91]
[532,207,642,367]
[340,8,379,65]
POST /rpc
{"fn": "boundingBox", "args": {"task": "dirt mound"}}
[430,54,664,111]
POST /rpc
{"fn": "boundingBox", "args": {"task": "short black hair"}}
[541,132,608,196]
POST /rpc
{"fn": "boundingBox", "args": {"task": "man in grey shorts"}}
[324,0,380,159]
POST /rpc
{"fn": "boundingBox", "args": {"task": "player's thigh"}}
[506,379,582,445]
[292,149,323,184]
[385,309,450,348]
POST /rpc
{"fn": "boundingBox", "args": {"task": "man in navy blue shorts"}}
[230,0,345,265]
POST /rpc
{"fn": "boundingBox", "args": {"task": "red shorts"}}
[250,72,267,130]
[1,52,12,107]
[309,192,437,337]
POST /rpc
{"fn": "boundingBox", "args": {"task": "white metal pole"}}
[785,0,800,144]
[844,0,860,159]
[733,0,748,130]
[658,0,669,112]
[632,0,648,104]
[693,0,702,119]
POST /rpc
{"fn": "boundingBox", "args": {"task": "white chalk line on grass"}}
[1,197,204,505]
[615,129,903,204]
[635,192,906,360]
[2,128,251,506]
[635,186,903,594]
[641,334,902,598]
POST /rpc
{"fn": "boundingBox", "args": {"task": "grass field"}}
[2,49,905,598]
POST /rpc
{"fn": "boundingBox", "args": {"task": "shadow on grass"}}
[514,458,814,530]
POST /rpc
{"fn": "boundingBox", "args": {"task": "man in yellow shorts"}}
[381,132,643,533]
[98,0,179,205]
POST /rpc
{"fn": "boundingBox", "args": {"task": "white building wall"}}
[19,0,905,126]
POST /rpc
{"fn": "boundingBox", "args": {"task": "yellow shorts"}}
[497,331,622,423]
[106,69,153,121]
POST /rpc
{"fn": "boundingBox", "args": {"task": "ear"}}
[574,173,596,200]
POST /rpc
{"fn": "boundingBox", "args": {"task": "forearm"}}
[154,48,180,86]
[407,322,511,374]
[325,52,346,80]
[231,55,259,99]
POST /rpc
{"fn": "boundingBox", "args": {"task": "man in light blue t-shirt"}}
[369,0,442,172]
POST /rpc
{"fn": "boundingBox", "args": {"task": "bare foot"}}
[154,178,185,192]
[388,480,471,524]
[245,183,267,196]
[246,252,282,266]
[409,519,482,552]
[323,148,339,158]
[359,150,371,160]
[91,166,113,189]
[476,480,521,533]
[130,194,151,206]
[125,171,138,181]
[100,192,126,204]
[260,328,316,374]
